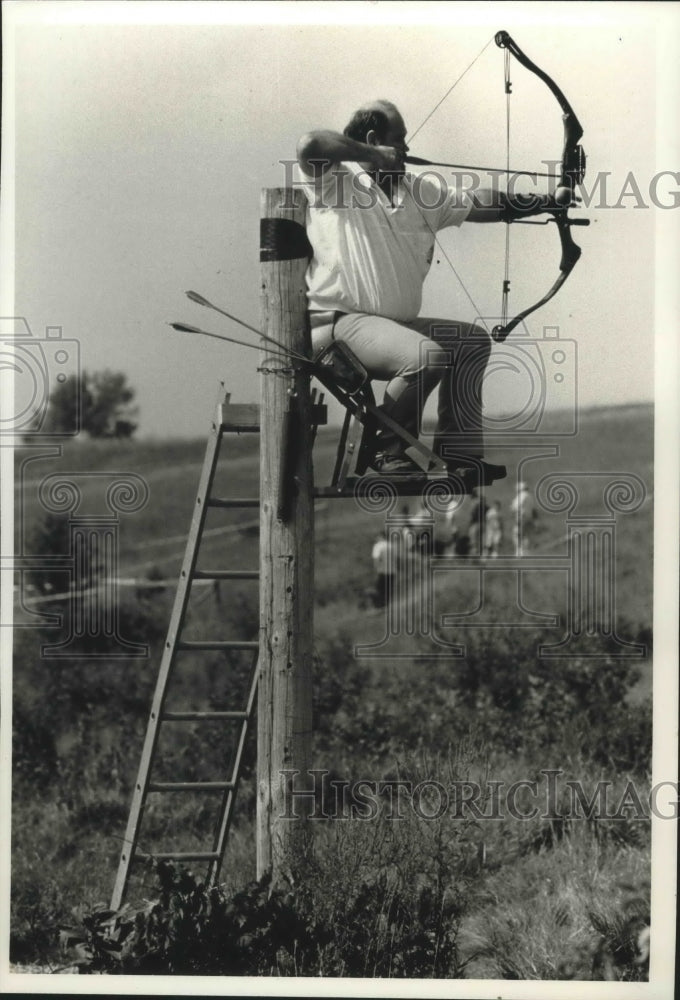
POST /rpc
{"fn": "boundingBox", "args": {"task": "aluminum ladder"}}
[111,394,265,910]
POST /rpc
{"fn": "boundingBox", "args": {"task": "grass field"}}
[11,402,654,978]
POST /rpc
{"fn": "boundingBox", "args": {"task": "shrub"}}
[462,835,650,981]
[12,703,58,791]
[61,858,464,977]
[10,862,64,965]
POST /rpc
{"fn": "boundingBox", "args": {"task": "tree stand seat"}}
[311,341,448,494]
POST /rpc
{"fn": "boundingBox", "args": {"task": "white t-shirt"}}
[299,162,472,322]
[511,489,535,519]
[372,537,395,575]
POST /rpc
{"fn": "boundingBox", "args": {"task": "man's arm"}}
[297,130,403,177]
[466,188,573,223]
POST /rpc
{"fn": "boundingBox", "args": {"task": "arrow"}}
[405,154,559,180]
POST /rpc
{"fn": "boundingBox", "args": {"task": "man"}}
[297,100,557,488]
[484,499,503,558]
[510,480,537,556]
[371,529,397,608]
[467,488,489,556]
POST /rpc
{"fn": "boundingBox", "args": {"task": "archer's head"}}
[344,100,409,175]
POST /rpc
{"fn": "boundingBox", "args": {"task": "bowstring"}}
[502,45,512,329]
[403,187,490,335]
[406,33,499,335]
[409,36,494,145]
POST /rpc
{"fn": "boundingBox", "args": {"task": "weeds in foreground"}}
[60,816,650,981]
[61,851,463,977]
[460,821,650,982]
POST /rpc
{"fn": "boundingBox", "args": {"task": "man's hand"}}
[541,188,582,212]
[553,185,573,206]
[369,144,406,173]
[297,130,405,177]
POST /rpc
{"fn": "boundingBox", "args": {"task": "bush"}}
[62,858,464,977]
[12,703,58,791]
[62,868,312,975]
[312,621,651,775]
[10,861,64,965]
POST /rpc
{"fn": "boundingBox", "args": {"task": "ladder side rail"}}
[207,649,260,888]
[111,413,226,911]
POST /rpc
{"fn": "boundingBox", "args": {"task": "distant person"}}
[467,489,489,556]
[444,495,467,555]
[510,481,537,555]
[432,506,451,556]
[371,529,398,607]
[395,504,410,550]
[409,501,432,556]
[444,496,462,550]
[396,503,417,559]
[484,499,503,558]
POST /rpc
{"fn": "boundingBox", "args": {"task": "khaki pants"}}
[311,311,491,461]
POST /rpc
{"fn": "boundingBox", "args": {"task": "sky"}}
[3,1,679,438]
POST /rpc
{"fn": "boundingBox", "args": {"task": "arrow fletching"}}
[168,321,310,365]
[183,290,312,363]
[185,290,213,308]
[170,322,203,334]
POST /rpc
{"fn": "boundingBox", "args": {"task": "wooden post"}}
[257,187,314,882]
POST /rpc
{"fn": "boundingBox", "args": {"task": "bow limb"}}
[492,213,588,341]
[494,29,585,172]
[491,30,589,342]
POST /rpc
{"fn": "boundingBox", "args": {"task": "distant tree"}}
[46,370,138,438]
[42,372,82,436]
[83,370,139,438]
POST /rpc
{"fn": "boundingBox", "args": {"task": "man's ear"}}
[365,129,378,146]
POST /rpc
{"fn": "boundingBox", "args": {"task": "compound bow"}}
[406,30,590,342]
[491,30,589,341]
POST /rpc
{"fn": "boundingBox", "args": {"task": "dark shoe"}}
[477,461,507,485]
[370,452,427,479]
[446,461,507,493]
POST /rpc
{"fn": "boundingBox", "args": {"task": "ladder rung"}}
[148,781,235,792]
[207,497,260,508]
[193,569,258,580]
[177,640,258,651]
[220,402,260,431]
[135,852,222,862]
[162,710,248,721]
